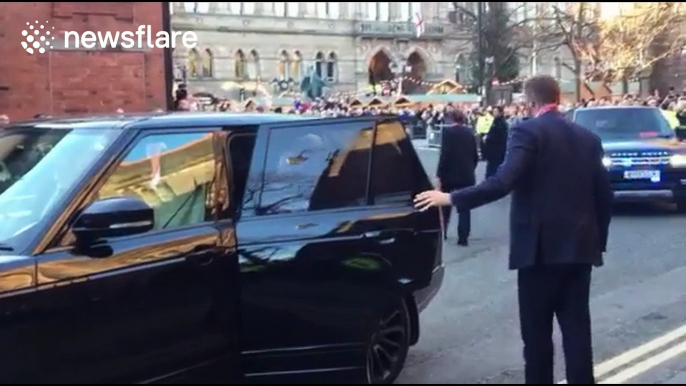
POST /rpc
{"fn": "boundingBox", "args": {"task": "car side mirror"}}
[73,196,154,243]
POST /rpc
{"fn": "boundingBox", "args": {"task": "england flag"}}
[413,13,425,38]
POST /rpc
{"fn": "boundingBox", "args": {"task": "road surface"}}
[400,143,686,384]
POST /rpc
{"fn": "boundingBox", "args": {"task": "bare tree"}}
[536,2,686,99]
[590,2,686,92]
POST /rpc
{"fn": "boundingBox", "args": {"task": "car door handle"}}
[187,244,216,266]
[363,231,396,245]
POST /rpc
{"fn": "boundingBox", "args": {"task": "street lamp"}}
[455,64,462,83]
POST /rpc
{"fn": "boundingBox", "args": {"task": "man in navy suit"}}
[415,76,613,384]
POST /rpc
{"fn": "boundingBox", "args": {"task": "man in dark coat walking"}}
[415,76,613,384]
[484,105,509,178]
[435,110,479,245]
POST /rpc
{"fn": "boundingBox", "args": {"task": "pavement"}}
[399,142,686,384]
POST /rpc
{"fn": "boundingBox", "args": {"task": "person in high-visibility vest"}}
[475,107,494,160]
[662,105,679,130]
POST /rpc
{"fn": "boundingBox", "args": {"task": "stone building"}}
[0,2,168,120]
[171,2,472,99]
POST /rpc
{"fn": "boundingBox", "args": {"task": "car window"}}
[258,123,372,215]
[371,121,425,205]
[96,132,216,231]
[574,108,673,140]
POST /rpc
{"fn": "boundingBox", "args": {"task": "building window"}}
[554,57,562,80]
[229,2,241,14]
[292,51,303,81]
[243,2,256,15]
[305,2,316,16]
[286,2,299,17]
[274,2,286,16]
[187,48,201,78]
[367,2,378,20]
[248,50,260,79]
[399,3,411,21]
[278,50,290,80]
[202,49,213,77]
[315,52,325,78]
[329,2,340,19]
[183,2,195,13]
[196,2,210,13]
[235,50,246,79]
[326,52,337,82]
[378,2,390,21]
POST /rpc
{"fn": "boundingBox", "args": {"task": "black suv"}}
[0,113,443,384]
[569,106,686,211]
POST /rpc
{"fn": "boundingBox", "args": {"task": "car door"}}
[236,119,395,382]
[32,129,240,383]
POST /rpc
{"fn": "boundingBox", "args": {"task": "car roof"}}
[4,112,320,131]
[575,106,659,112]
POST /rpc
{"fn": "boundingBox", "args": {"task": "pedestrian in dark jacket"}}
[484,106,509,178]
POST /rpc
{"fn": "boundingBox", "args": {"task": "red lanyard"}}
[535,104,559,117]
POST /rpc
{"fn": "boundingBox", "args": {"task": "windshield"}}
[574,108,674,141]
[0,126,120,251]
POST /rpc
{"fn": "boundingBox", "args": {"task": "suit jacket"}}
[450,111,613,270]
[437,124,479,189]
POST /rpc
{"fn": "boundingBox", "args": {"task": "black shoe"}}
[457,239,469,247]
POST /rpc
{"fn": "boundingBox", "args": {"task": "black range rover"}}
[570,106,686,212]
[0,113,443,384]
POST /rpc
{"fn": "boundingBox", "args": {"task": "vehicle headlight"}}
[602,157,612,168]
[670,154,686,167]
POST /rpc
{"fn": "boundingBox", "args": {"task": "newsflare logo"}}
[21,20,198,55]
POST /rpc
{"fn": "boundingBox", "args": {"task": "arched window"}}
[326,52,337,82]
[291,51,303,81]
[202,49,213,77]
[248,50,260,79]
[235,50,246,79]
[278,50,290,80]
[315,52,325,78]
[187,48,201,78]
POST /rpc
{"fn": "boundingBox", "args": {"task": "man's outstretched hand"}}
[414,190,452,212]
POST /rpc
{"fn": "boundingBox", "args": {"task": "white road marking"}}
[600,337,686,384]
[558,323,686,384]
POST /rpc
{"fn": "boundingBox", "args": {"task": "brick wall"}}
[0,2,167,120]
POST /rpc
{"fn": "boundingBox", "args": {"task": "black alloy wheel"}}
[366,301,411,384]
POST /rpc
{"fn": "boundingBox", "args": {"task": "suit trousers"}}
[518,264,595,384]
[440,185,471,242]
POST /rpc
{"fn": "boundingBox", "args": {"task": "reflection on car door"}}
[237,120,387,382]
[31,130,240,383]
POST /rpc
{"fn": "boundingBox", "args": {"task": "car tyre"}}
[366,300,411,385]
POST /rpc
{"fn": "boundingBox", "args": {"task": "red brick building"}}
[0,2,170,120]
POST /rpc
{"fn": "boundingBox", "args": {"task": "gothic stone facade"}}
[171,2,471,99]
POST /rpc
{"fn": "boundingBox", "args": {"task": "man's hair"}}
[523,76,561,105]
[449,109,467,124]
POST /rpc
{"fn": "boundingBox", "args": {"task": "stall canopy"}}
[349,98,364,107]
[366,97,387,107]
[394,96,413,107]
[428,79,465,95]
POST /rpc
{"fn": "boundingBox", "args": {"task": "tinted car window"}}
[371,121,425,205]
[258,123,372,215]
[97,132,216,231]
[574,108,673,140]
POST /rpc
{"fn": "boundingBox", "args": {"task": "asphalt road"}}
[398,144,686,384]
